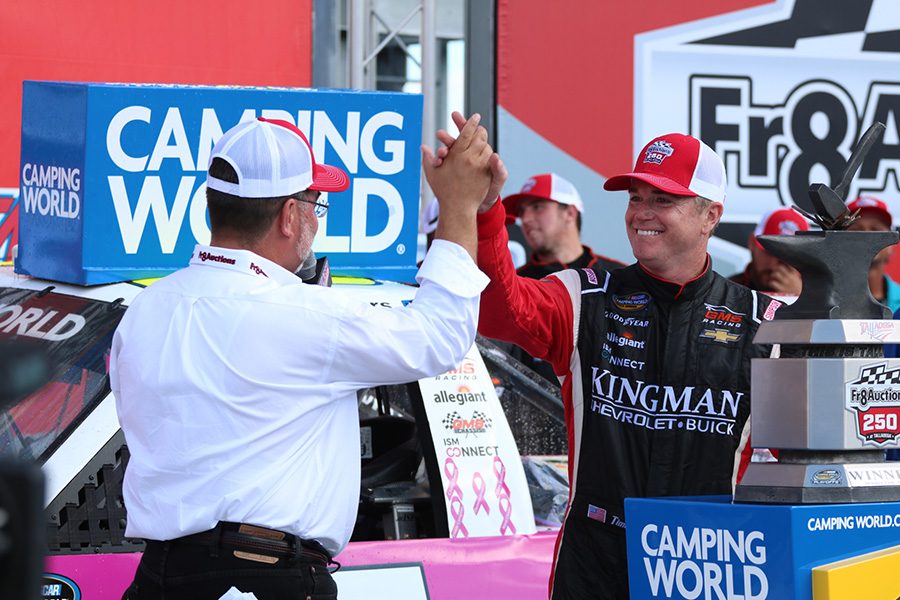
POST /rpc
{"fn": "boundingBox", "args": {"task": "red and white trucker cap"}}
[603,133,727,203]
[754,207,810,238]
[206,117,349,198]
[848,195,893,228]
[502,173,584,217]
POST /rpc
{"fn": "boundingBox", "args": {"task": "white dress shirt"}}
[110,240,488,555]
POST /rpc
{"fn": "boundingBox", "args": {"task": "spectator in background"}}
[847,196,900,313]
[730,207,809,296]
[503,173,624,279]
[495,174,624,383]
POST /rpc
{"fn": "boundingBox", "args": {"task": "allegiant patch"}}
[613,293,650,311]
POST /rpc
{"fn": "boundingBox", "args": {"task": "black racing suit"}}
[476,203,779,599]
[509,246,625,382]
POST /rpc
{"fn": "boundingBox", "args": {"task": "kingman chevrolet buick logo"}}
[636,1,900,224]
[590,367,742,435]
[846,363,900,446]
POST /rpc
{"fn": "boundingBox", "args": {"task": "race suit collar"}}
[636,255,713,301]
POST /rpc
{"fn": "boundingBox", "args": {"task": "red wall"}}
[497,0,772,178]
[0,0,313,188]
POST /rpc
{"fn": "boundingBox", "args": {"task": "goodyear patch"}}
[613,292,650,312]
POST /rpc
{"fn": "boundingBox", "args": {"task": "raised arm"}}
[421,113,493,262]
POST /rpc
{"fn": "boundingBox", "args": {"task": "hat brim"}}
[502,192,581,217]
[501,192,538,217]
[309,163,350,193]
[603,173,697,198]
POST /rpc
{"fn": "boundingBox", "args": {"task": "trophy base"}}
[735,461,900,504]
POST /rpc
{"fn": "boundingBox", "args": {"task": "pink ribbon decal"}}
[493,456,516,535]
[493,456,511,497]
[449,496,469,538]
[472,472,490,515]
[444,457,463,501]
[444,457,468,538]
[498,495,517,535]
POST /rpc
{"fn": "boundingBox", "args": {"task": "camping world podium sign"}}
[17,82,423,285]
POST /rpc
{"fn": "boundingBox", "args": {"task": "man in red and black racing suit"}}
[476,133,781,599]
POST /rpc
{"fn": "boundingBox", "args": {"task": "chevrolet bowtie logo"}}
[700,328,741,343]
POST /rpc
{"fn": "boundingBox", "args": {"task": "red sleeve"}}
[476,202,575,375]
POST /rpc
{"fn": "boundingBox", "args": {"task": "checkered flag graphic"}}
[697,0,900,54]
[471,410,493,429]
[442,411,462,431]
[853,364,900,385]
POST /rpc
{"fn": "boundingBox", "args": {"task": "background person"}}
[443,121,782,598]
[847,195,900,313]
[729,206,809,296]
[112,114,495,600]
[503,173,624,279]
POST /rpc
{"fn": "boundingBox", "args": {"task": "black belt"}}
[168,522,335,568]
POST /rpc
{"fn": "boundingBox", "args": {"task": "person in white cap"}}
[847,195,900,312]
[433,118,783,599]
[730,206,810,296]
[112,114,496,600]
[502,173,624,280]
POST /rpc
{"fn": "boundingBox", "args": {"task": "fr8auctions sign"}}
[635,1,900,223]
[693,77,899,212]
[846,363,900,447]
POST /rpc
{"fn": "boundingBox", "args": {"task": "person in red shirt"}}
[847,195,900,312]
[433,114,780,599]
[503,173,624,279]
[729,206,809,295]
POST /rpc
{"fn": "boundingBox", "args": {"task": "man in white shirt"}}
[112,114,496,600]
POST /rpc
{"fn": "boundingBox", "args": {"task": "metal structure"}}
[344,0,438,211]
[735,123,900,504]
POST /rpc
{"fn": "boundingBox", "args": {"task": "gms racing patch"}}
[702,304,744,328]
[613,292,650,312]
[846,363,900,446]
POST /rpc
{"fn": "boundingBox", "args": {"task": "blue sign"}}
[17,81,423,284]
[626,495,900,599]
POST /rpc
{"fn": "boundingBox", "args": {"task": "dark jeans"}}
[122,539,338,600]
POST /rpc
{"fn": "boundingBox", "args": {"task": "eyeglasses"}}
[294,193,329,218]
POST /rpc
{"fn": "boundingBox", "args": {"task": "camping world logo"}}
[635,0,900,224]
[846,363,900,446]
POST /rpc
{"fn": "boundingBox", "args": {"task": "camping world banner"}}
[17,82,423,284]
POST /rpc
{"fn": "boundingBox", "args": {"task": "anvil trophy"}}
[735,122,900,503]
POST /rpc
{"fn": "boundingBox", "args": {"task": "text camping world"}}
[641,524,768,600]
[23,107,409,255]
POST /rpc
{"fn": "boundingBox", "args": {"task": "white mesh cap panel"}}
[206,120,314,198]
[688,140,727,203]
[549,173,584,212]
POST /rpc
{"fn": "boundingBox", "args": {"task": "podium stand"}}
[625,495,900,599]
